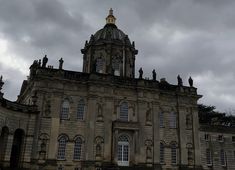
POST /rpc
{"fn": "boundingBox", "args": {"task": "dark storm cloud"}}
[0,0,235,112]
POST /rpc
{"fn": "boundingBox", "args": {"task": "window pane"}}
[123,145,129,161]
[61,100,69,120]
[57,137,66,159]
[112,58,120,76]
[171,144,177,164]
[96,58,104,73]
[169,112,176,128]
[160,143,164,163]
[74,138,82,160]
[159,112,164,127]
[206,149,211,165]
[118,145,122,161]
[120,102,128,121]
[77,100,85,120]
[220,149,226,166]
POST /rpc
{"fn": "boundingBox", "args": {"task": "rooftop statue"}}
[42,55,48,68]
[188,76,193,87]
[59,58,64,70]
[152,69,156,81]
[139,67,143,79]
[177,75,183,86]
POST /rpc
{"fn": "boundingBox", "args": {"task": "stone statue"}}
[0,75,4,91]
[146,109,151,122]
[96,144,101,156]
[152,69,156,81]
[139,67,143,79]
[59,58,64,70]
[42,55,48,68]
[177,75,183,86]
[188,76,193,87]
[146,146,152,159]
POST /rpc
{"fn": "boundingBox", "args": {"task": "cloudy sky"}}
[0,0,235,113]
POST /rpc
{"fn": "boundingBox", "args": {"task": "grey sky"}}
[0,0,235,113]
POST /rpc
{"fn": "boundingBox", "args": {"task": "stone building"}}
[0,9,234,170]
[200,125,235,170]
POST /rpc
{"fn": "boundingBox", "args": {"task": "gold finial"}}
[106,8,116,25]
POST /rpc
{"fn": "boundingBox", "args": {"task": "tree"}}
[198,104,235,127]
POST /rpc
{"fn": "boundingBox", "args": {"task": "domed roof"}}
[90,9,131,45]
[93,24,131,44]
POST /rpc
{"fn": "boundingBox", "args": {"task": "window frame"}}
[119,102,129,121]
[171,144,177,165]
[206,148,212,166]
[77,99,85,120]
[117,135,130,166]
[60,100,70,120]
[74,137,82,160]
[220,149,226,167]
[169,112,177,128]
[160,143,165,164]
[57,136,67,160]
[159,112,164,128]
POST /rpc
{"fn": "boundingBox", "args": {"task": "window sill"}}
[57,158,66,161]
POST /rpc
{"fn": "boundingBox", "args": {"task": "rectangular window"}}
[123,145,129,161]
[159,112,164,128]
[205,134,210,141]
[169,112,177,128]
[206,149,212,165]
[61,108,69,119]
[220,149,226,166]
[160,143,164,164]
[117,145,122,161]
[120,102,128,121]
[171,145,177,164]
[232,136,235,143]
[218,135,224,142]
[77,103,85,120]
[58,165,64,170]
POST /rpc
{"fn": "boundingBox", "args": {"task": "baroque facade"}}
[0,9,234,170]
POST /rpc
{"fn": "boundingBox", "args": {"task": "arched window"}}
[112,58,120,76]
[10,129,25,168]
[0,126,9,162]
[77,99,85,120]
[169,112,176,128]
[60,100,69,120]
[160,143,164,163]
[96,58,104,73]
[74,137,82,160]
[57,136,67,160]
[159,112,164,128]
[117,135,129,166]
[171,143,177,164]
[120,102,128,121]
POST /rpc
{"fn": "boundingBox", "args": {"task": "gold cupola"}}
[106,8,116,25]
